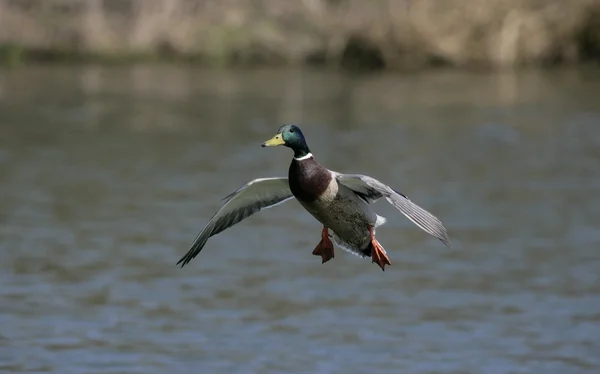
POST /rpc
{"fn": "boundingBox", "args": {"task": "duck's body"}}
[289,156,383,259]
[177,125,450,271]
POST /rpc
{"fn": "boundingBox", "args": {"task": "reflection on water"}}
[1,66,599,374]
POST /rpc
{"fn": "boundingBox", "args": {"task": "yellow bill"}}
[261,134,285,147]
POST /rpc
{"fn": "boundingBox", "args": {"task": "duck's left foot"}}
[312,226,335,264]
[369,226,391,271]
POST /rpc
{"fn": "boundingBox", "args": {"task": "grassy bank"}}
[1,0,599,69]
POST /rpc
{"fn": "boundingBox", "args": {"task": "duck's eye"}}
[289,128,295,133]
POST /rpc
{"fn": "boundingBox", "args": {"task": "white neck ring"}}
[294,153,313,161]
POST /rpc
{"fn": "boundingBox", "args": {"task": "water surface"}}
[1,66,599,374]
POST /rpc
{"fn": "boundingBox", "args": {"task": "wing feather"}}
[336,173,451,247]
[177,177,294,267]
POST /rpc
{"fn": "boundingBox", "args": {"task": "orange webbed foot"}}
[312,226,335,264]
[369,226,391,271]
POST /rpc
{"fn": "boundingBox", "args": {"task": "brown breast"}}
[288,157,332,202]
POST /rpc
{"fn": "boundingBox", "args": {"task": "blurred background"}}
[1,1,600,374]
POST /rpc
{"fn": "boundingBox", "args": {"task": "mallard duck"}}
[177,125,450,271]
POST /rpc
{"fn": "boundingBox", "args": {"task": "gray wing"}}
[335,173,451,247]
[177,177,294,267]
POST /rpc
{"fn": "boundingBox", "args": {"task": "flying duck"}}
[177,125,450,270]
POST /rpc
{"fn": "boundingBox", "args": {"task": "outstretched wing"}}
[335,173,451,247]
[177,177,294,267]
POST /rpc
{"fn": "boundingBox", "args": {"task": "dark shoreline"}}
[1,0,599,70]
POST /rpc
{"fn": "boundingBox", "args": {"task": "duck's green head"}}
[262,125,311,158]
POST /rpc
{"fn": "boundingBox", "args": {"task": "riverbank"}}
[1,0,599,69]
